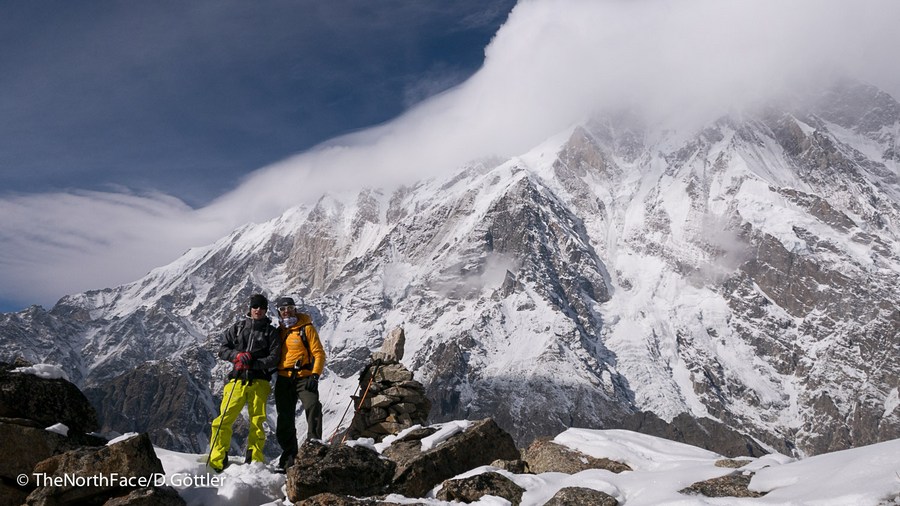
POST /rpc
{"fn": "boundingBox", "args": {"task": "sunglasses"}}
[250,304,266,309]
[277,305,296,312]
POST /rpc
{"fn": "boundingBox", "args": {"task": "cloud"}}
[0,190,231,307]
[2,0,899,310]
[214,0,900,214]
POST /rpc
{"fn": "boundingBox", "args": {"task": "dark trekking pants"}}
[274,374,323,459]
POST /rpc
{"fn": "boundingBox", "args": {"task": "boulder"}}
[523,438,631,474]
[490,459,529,474]
[436,472,525,505]
[0,419,104,482]
[0,363,99,434]
[385,418,520,498]
[285,440,396,503]
[679,472,766,498]
[0,481,30,506]
[544,487,619,506]
[26,433,166,505]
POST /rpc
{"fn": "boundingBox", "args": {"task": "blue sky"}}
[2,0,898,313]
[0,1,514,311]
[0,1,514,207]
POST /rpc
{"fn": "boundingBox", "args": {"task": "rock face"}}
[83,357,217,453]
[614,411,769,457]
[347,335,431,441]
[0,420,104,486]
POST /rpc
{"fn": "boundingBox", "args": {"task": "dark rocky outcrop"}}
[614,411,769,457]
[385,418,520,498]
[679,472,766,498]
[523,438,631,474]
[285,440,396,503]
[436,472,525,505]
[544,487,619,506]
[0,362,98,434]
[0,419,104,485]
[0,362,183,506]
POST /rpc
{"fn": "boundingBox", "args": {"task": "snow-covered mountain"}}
[2,80,898,457]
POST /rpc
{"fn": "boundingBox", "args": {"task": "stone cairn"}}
[346,328,432,441]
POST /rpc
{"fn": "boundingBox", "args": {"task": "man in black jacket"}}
[207,293,281,472]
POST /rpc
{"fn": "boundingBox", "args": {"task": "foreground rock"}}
[544,487,619,506]
[523,438,631,474]
[679,472,766,498]
[0,419,105,489]
[286,417,519,501]
[385,418,520,498]
[0,361,184,506]
[286,441,395,503]
[26,433,184,505]
[436,472,525,505]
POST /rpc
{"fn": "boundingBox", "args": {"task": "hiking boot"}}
[275,452,296,474]
[210,458,230,474]
[244,449,254,465]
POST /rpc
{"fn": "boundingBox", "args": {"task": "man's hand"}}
[234,352,252,371]
[307,373,319,393]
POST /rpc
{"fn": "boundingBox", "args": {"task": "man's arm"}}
[217,322,240,362]
[307,325,327,376]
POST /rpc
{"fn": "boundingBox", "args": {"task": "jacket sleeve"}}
[251,327,283,371]
[217,323,240,362]
[307,325,327,376]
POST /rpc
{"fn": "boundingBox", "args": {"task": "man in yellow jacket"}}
[273,297,326,472]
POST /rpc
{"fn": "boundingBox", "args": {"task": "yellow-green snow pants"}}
[208,378,271,470]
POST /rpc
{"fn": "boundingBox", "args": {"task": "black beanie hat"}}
[275,297,296,308]
[249,294,268,308]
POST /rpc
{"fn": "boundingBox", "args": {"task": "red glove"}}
[234,352,252,371]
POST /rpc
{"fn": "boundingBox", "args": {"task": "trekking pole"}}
[206,378,237,469]
[339,361,382,445]
[328,382,362,445]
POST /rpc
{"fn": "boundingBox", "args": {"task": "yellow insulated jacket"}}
[277,313,326,378]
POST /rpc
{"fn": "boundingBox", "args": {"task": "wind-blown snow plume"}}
[2,0,899,310]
